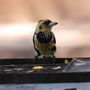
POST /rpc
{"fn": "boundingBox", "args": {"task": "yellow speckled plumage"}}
[34,39,56,56]
[33,19,58,62]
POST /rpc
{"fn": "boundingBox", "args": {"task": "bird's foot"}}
[33,56,38,64]
[43,56,56,64]
[43,56,47,63]
[52,55,56,64]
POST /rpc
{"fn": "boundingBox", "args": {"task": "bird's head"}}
[35,19,58,33]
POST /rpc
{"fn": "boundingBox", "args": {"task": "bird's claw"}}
[52,55,56,64]
[33,56,38,64]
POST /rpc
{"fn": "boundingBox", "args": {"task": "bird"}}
[33,19,58,63]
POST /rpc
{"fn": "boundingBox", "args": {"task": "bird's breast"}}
[37,32,52,43]
[35,40,55,51]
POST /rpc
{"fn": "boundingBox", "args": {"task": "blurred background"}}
[0,0,90,58]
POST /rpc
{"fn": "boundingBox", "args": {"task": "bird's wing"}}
[52,32,56,44]
[33,33,41,56]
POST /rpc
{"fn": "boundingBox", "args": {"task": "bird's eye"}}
[44,20,51,25]
[39,25,42,29]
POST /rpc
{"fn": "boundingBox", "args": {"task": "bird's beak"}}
[48,21,58,27]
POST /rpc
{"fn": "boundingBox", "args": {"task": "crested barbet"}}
[33,19,58,63]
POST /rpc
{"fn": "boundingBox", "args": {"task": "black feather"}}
[33,33,41,56]
[37,32,52,43]
[34,48,41,56]
[51,46,56,51]
[53,36,56,44]
[39,25,42,29]
[44,20,51,26]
